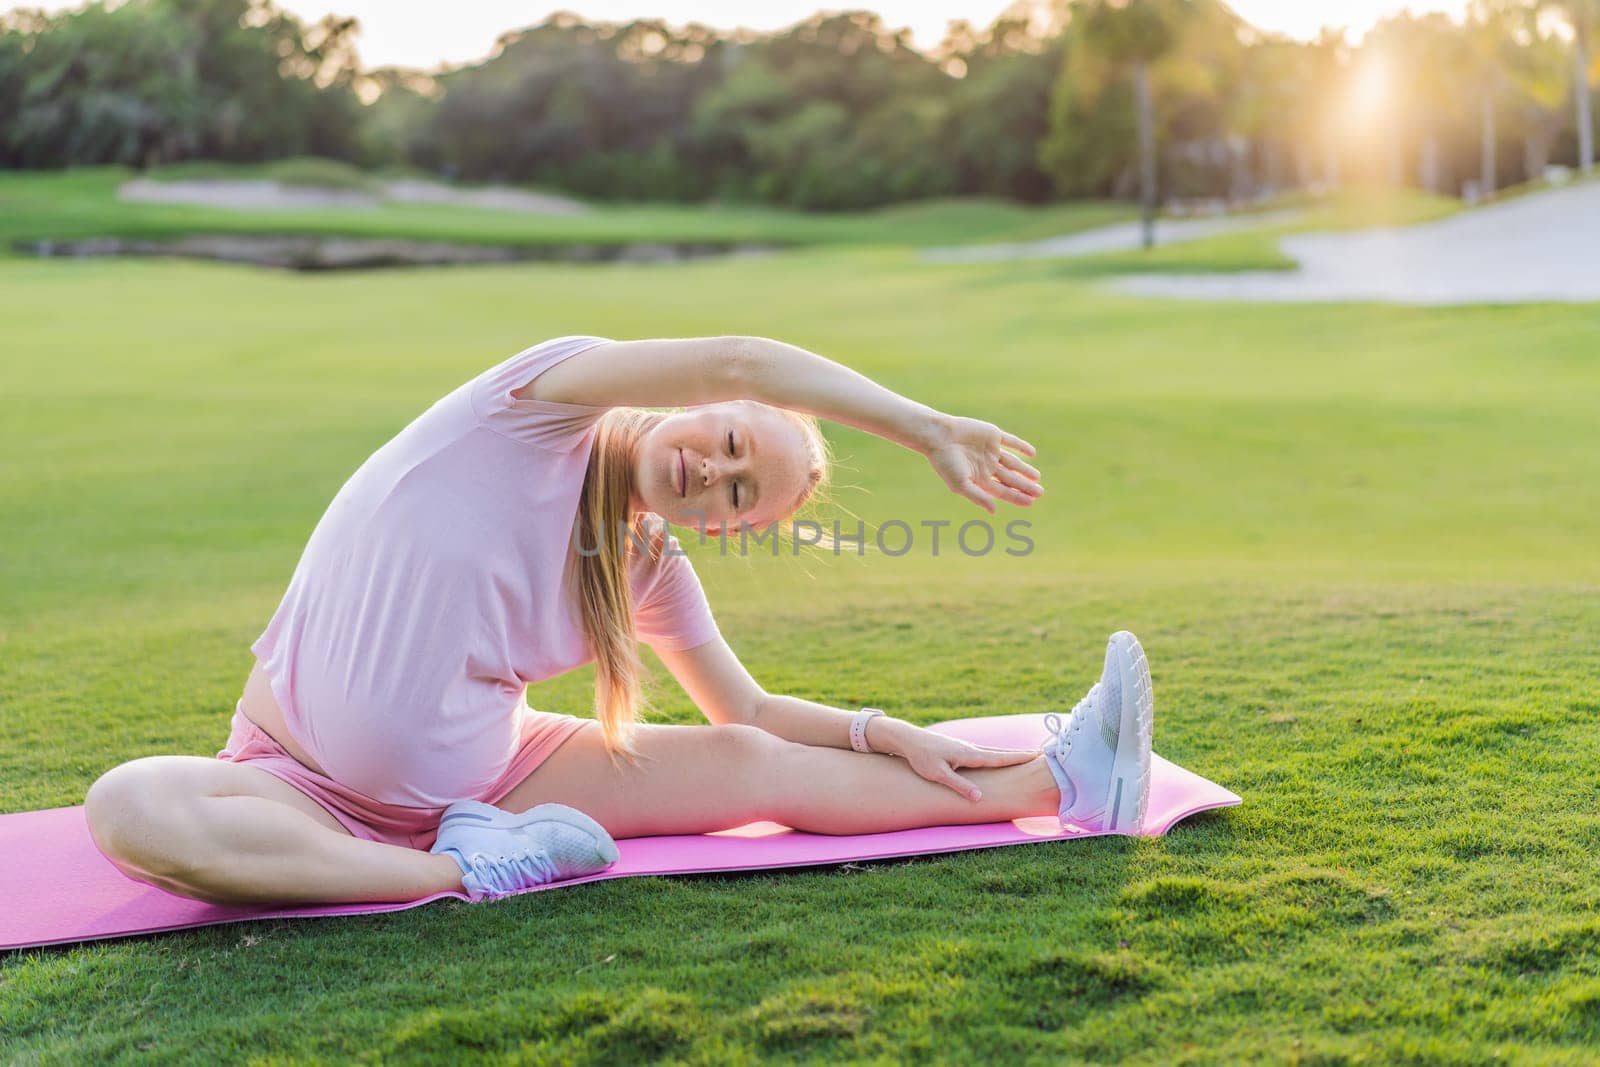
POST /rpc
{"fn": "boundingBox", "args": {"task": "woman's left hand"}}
[923,414,1042,514]
[883,725,1039,802]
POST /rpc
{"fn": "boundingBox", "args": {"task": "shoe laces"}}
[1042,684,1098,763]
[467,846,560,898]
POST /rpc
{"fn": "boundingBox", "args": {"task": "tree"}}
[1078,0,1189,247]
[1466,0,1569,193]
[416,15,730,199]
[1499,3,1570,179]
[1,2,203,166]
[686,10,953,207]
[1361,13,1475,193]
[358,67,440,167]
[1146,0,1247,201]
[1555,0,1597,171]
[1040,18,1138,200]
[1297,30,1350,191]
[1466,1,1515,195]
[0,0,364,167]
[935,7,1061,201]
[1230,36,1306,197]
[7,0,1591,206]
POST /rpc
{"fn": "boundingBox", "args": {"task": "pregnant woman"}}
[84,335,1154,906]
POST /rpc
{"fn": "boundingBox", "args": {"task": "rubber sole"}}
[1105,631,1154,834]
[438,800,621,865]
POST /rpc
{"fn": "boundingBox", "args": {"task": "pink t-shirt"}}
[250,335,720,807]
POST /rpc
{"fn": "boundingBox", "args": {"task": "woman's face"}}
[633,402,812,534]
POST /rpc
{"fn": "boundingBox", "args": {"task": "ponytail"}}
[572,408,664,763]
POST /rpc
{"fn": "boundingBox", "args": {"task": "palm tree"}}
[1231,37,1304,197]
[1078,0,1189,249]
[1302,30,1349,191]
[1364,13,1470,193]
[1554,0,1597,172]
[1467,1,1516,196]
[1501,4,1571,179]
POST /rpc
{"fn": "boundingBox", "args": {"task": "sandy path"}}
[1115,180,1600,305]
[920,209,1302,263]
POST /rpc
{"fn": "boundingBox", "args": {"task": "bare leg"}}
[85,756,463,906]
[497,721,1059,838]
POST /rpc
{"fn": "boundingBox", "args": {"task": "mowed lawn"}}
[0,166,1135,250]
[2,240,1599,1064]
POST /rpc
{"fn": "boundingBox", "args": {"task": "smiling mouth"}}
[677,448,687,498]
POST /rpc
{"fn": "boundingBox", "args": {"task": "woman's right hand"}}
[923,414,1042,513]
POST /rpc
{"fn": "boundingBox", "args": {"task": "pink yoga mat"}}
[1,713,1238,950]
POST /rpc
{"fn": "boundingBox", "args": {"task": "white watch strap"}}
[850,707,884,753]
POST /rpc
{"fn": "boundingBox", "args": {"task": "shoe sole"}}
[438,800,621,866]
[1105,631,1154,834]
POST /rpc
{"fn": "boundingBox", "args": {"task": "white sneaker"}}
[431,800,620,901]
[1039,631,1154,834]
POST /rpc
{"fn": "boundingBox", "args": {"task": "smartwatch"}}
[850,707,885,753]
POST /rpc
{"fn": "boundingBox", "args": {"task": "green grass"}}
[2,240,1598,1063]
[0,166,1135,252]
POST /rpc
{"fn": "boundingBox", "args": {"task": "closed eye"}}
[731,481,740,509]
[727,430,736,455]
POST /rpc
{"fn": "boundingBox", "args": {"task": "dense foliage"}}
[0,0,362,168]
[2,0,1596,208]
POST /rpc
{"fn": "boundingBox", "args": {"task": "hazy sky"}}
[18,1,1473,69]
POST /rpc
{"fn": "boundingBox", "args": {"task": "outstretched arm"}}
[734,336,1042,512]
[521,335,1042,512]
[657,637,1036,801]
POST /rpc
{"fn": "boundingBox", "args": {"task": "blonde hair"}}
[573,403,829,761]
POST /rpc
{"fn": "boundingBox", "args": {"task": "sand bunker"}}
[380,179,589,215]
[1115,181,1600,305]
[118,177,591,215]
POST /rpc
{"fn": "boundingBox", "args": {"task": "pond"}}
[17,235,782,271]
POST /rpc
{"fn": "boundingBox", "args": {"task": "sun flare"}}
[1348,53,1393,120]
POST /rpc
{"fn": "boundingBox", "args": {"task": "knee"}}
[85,759,196,876]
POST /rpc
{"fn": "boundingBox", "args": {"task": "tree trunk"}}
[1135,60,1157,250]
[1264,139,1285,195]
[1523,107,1557,181]
[1229,136,1250,205]
[1421,134,1440,193]
[1292,143,1313,187]
[1481,90,1496,197]
[1524,134,1543,182]
[1578,27,1595,173]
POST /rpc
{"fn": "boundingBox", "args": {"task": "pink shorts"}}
[216,705,591,851]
